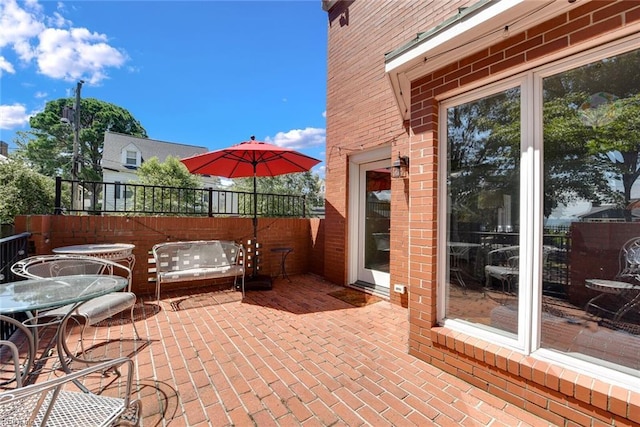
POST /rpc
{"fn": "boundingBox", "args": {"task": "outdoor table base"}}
[271,247,293,281]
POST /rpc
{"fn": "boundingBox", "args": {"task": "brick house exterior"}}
[322,1,640,425]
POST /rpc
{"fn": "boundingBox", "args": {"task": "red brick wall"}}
[407,2,640,426]
[14,215,324,297]
[324,0,470,305]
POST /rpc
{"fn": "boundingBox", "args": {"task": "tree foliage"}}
[450,48,640,225]
[232,171,323,216]
[14,97,147,181]
[134,156,205,213]
[0,160,55,224]
[447,88,521,230]
[543,49,640,219]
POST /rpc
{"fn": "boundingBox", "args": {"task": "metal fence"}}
[55,177,312,217]
[456,226,571,294]
[0,232,31,340]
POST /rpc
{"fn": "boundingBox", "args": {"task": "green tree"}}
[543,49,640,220]
[14,98,147,181]
[232,171,323,217]
[134,156,206,214]
[0,159,55,224]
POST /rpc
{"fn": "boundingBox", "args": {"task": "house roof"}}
[101,131,209,172]
[579,204,640,220]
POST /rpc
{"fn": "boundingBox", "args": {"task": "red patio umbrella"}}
[181,136,321,283]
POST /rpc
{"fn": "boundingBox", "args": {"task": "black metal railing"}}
[456,226,571,293]
[55,177,312,218]
[0,232,31,340]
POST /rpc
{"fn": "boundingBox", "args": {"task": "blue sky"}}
[0,0,328,174]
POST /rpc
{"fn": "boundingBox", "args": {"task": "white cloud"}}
[0,56,15,74]
[37,27,127,84]
[49,11,70,28]
[0,0,44,62]
[322,110,326,118]
[0,104,33,129]
[0,0,127,84]
[265,127,325,150]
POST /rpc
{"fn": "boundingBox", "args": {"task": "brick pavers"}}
[10,274,556,426]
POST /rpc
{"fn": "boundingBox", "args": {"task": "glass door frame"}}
[348,146,391,289]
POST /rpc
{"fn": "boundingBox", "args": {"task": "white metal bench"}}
[152,240,245,303]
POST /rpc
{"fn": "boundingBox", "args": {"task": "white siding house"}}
[101,131,218,211]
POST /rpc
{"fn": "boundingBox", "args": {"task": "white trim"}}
[348,146,391,286]
[517,73,533,354]
[386,0,529,73]
[385,0,581,120]
[439,75,526,351]
[120,143,141,167]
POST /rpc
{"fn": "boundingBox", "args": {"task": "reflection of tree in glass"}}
[447,88,520,232]
[544,49,640,220]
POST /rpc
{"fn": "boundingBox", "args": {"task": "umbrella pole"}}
[245,164,272,290]
[252,170,258,278]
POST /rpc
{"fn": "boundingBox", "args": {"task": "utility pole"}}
[71,80,84,210]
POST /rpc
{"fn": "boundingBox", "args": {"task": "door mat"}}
[327,288,382,307]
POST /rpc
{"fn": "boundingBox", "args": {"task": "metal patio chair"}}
[10,254,141,362]
[484,245,520,294]
[0,356,140,426]
[0,339,23,388]
[0,315,34,388]
[585,236,640,321]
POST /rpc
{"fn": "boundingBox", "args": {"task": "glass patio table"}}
[52,243,136,272]
[0,274,128,378]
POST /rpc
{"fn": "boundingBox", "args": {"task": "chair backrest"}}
[11,255,132,292]
[617,237,640,281]
[487,246,519,266]
[0,356,135,426]
[152,240,243,273]
[0,339,23,388]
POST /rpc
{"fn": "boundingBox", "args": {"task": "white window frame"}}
[438,34,640,390]
[121,144,141,167]
[125,150,138,166]
[438,74,531,352]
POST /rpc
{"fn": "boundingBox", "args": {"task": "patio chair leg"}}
[130,304,142,340]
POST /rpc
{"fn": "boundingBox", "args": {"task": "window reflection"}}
[445,88,521,336]
[365,169,390,273]
[443,37,640,377]
[542,49,640,372]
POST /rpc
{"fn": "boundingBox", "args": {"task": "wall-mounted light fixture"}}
[391,153,409,179]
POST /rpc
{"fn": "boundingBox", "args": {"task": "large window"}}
[441,39,640,380]
[443,84,522,340]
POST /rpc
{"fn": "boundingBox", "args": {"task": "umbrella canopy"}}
[181,136,321,179]
[181,136,321,278]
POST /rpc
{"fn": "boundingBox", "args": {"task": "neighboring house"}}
[0,141,8,161]
[579,204,640,222]
[101,131,218,211]
[322,0,639,425]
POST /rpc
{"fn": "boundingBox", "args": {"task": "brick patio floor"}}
[6,274,556,426]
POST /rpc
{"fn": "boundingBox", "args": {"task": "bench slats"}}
[152,240,245,303]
